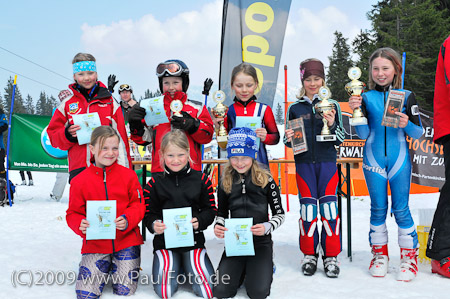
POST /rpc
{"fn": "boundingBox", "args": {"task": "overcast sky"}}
[0,0,377,104]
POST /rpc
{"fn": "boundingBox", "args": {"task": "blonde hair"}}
[90,126,120,154]
[221,159,271,194]
[368,47,402,89]
[72,53,96,64]
[159,129,192,170]
[297,58,325,99]
[231,62,260,94]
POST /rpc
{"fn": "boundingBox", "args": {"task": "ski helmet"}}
[118,84,133,94]
[156,59,190,93]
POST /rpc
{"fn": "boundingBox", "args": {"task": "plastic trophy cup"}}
[170,99,183,117]
[345,66,367,126]
[315,86,336,142]
[211,90,229,149]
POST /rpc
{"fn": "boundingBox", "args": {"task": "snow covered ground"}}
[1,170,447,299]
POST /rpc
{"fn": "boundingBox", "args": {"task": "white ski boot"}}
[397,248,418,282]
[369,244,389,277]
[301,255,318,276]
[323,256,340,278]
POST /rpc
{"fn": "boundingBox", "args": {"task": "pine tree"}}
[352,29,376,85]
[3,77,26,114]
[45,95,58,116]
[327,31,353,102]
[368,0,450,110]
[35,92,47,115]
[24,94,35,115]
[275,103,284,125]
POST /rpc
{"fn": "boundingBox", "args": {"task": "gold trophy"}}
[315,86,336,142]
[170,99,183,117]
[345,66,367,126]
[211,90,229,149]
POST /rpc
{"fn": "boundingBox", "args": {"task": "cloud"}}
[279,6,365,91]
[80,0,222,95]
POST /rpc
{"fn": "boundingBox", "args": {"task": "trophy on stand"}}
[315,86,336,142]
[170,99,183,117]
[345,66,367,126]
[211,90,229,149]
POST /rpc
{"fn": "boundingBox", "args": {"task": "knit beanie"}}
[300,59,325,82]
[226,127,258,159]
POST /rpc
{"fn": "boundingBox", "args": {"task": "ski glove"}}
[128,106,146,136]
[171,111,200,134]
[202,78,213,96]
[108,74,119,93]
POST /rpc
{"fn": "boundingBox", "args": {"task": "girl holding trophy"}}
[348,47,423,281]
[284,58,345,278]
[211,62,280,166]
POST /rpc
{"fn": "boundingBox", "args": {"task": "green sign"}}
[9,113,68,172]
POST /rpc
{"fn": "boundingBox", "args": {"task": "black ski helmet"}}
[156,59,190,93]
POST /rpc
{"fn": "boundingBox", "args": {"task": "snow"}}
[1,170,448,299]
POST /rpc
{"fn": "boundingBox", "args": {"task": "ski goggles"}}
[118,84,132,93]
[156,61,189,77]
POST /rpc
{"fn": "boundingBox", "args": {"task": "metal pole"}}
[6,75,17,207]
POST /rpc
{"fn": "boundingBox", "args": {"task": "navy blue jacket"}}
[284,95,345,164]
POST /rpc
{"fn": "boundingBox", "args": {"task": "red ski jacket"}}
[66,162,146,254]
[48,82,131,179]
[131,92,214,173]
[434,35,450,144]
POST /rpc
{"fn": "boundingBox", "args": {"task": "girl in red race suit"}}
[67,126,146,298]
[143,129,216,298]
[212,63,280,166]
[284,59,345,278]
[48,53,131,182]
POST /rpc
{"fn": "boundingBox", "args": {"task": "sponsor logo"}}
[231,148,244,154]
[69,102,80,114]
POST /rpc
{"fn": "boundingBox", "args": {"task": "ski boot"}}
[323,256,340,278]
[397,248,418,282]
[369,244,389,277]
[21,180,27,185]
[28,180,33,186]
[301,255,318,276]
[431,257,450,278]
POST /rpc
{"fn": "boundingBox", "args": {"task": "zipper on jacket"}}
[383,91,387,157]
[103,169,116,253]
[310,104,316,163]
[241,176,247,217]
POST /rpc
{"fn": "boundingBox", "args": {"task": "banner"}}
[9,114,68,172]
[219,0,291,107]
[407,109,445,188]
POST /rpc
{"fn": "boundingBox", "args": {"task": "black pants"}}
[0,148,5,179]
[19,171,32,181]
[427,137,450,260]
[214,237,273,299]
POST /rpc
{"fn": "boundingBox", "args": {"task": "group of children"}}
[49,46,428,298]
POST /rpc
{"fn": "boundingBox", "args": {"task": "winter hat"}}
[226,127,258,159]
[300,59,325,82]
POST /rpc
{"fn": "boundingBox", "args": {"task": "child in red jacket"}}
[48,53,131,182]
[66,126,146,298]
[128,59,214,173]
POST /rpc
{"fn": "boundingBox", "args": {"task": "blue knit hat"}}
[226,127,258,159]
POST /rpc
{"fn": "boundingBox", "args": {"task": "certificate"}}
[86,200,116,240]
[163,207,194,249]
[288,117,308,155]
[235,116,262,149]
[381,90,405,128]
[140,96,170,127]
[224,218,255,257]
[71,112,102,145]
